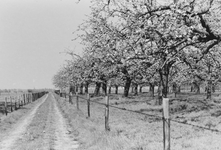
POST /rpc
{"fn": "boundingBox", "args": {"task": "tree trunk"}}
[85,82,89,94]
[172,84,177,98]
[115,85,118,94]
[157,64,170,105]
[75,85,78,93]
[134,83,138,96]
[94,82,101,96]
[191,85,193,92]
[139,86,143,93]
[69,85,75,94]
[80,83,83,94]
[212,84,215,93]
[206,73,212,99]
[160,66,169,99]
[194,83,200,94]
[156,80,162,105]
[108,86,111,94]
[177,86,181,93]
[162,79,169,98]
[149,83,155,97]
[102,81,107,95]
[131,87,134,93]
[124,77,131,97]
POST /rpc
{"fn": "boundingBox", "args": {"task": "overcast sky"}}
[0,0,91,89]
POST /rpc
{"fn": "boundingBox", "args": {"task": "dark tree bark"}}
[122,66,132,97]
[157,61,172,105]
[149,83,155,97]
[85,82,89,94]
[191,85,194,92]
[139,86,143,93]
[124,77,132,97]
[108,86,111,94]
[102,81,107,95]
[156,80,162,105]
[134,83,138,96]
[94,82,101,96]
[75,85,78,93]
[131,87,134,93]
[206,73,212,99]
[115,85,118,94]
[172,84,177,98]
[194,83,200,94]
[79,83,83,94]
[212,84,215,93]
[69,85,75,94]
[177,86,181,93]
[159,67,169,99]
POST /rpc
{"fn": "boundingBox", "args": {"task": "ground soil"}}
[0,93,78,150]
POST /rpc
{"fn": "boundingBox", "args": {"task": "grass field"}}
[56,90,221,150]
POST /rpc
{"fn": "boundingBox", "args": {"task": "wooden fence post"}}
[33,93,35,101]
[21,95,23,106]
[31,93,33,102]
[26,94,28,103]
[30,93,31,102]
[5,97,8,116]
[105,96,110,131]
[18,95,21,108]
[26,94,28,104]
[76,92,79,110]
[30,93,32,102]
[27,94,28,103]
[14,96,17,110]
[87,93,90,118]
[23,94,25,106]
[10,96,13,112]
[163,98,170,150]
[28,93,30,103]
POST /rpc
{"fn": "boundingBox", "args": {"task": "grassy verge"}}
[55,92,221,150]
[54,94,134,150]
[0,95,47,137]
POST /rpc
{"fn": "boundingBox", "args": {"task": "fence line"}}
[63,93,221,133]
[170,118,221,133]
[59,92,221,150]
[1,91,47,116]
[77,95,164,119]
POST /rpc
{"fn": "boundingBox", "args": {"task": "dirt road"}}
[0,93,79,150]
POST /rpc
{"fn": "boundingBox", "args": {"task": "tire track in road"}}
[0,93,79,150]
[51,94,79,150]
[0,94,48,150]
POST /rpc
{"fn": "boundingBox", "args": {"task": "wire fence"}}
[59,92,221,150]
[0,91,47,116]
[81,95,221,133]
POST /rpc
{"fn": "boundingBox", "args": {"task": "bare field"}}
[56,92,221,150]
